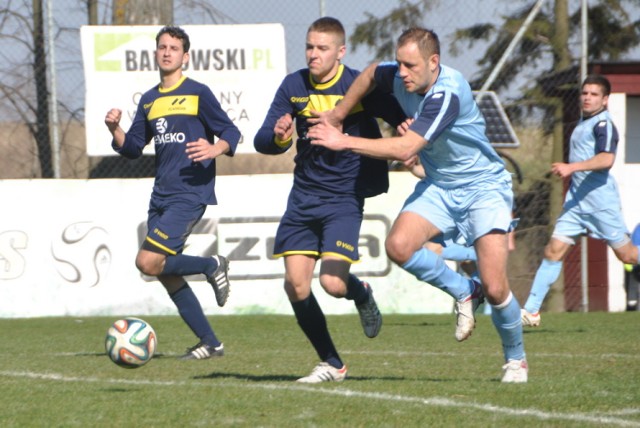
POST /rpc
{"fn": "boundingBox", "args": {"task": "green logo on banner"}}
[94,33,155,71]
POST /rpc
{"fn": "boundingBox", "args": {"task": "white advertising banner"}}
[81,24,286,156]
[0,173,455,318]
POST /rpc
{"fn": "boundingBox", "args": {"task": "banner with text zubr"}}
[81,24,286,156]
[0,174,455,318]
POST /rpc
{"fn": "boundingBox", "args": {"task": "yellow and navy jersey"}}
[254,64,406,198]
[114,77,241,205]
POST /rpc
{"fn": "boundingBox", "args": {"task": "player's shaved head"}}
[308,17,345,46]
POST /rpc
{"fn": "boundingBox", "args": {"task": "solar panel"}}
[474,91,520,148]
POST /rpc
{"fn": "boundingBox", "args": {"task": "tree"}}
[112,0,173,25]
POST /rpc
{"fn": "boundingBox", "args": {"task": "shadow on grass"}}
[194,371,415,382]
[384,320,450,327]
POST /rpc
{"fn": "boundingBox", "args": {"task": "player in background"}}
[308,27,527,383]
[254,17,406,383]
[104,26,241,360]
[522,75,640,326]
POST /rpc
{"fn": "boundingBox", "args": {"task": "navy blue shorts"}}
[274,189,364,263]
[143,196,206,256]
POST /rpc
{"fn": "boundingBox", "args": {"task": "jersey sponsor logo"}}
[155,118,167,133]
[148,95,199,119]
[290,96,309,103]
[154,132,186,145]
[152,117,187,145]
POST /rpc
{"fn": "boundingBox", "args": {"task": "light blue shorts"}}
[553,202,630,248]
[402,173,513,245]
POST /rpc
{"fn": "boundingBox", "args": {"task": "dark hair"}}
[582,74,611,96]
[308,17,345,45]
[156,26,190,53]
[397,28,440,57]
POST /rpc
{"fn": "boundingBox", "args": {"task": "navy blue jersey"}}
[254,64,406,198]
[114,76,241,205]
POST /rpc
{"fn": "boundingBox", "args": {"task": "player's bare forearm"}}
[551,152,615,178]
[308,119,424,161]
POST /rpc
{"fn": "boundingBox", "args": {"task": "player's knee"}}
[543,245,563,261]
[319,275,346,298]
[385,234,410,265]
[135,253,161,276]
[283,280,311,302]
[616,250,637,265]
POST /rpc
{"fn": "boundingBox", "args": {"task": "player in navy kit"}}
[254,17,406,383]
[309,27,527,382]
[521,75,640,327]
[105,26,241,360]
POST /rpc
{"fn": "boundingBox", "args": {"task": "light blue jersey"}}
[553,109,627,245]
[375,62,513,242]
[566,110,620,212]
[375,62,507,188]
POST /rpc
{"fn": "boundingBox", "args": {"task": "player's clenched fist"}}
[274,113,294,142]
[104,108,122,131]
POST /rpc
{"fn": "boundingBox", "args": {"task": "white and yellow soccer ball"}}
[105,317,157,368]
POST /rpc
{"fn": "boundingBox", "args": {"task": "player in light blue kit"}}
[522,75,640,327]
[308,27,527,383]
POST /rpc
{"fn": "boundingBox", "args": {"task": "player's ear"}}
[429,53,440,72]
[182,51,190,66]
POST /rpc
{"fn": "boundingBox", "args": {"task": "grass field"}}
[1,312,639,427]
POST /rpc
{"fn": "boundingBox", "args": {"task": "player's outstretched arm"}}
[308,118,425,162]
[104,108,126,148]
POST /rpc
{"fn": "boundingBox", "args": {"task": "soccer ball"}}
[105,317,157,368]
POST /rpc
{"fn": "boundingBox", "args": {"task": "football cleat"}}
[296,362,347,383]
[501,359,528,383]
[356,282,382,338]
[179,342,224,360]
[521,309,541,327]
[207,255,230,307]
[454,280,484,342]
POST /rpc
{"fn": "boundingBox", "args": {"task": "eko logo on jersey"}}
[155,118,167,133]
[153,118,186,145]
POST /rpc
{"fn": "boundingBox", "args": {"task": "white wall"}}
[608,93,640,311]
[0,173,454,318]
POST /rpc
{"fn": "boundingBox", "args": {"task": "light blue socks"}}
[524,259,563,313]
[403,248,474,301]
[491,292,526,361]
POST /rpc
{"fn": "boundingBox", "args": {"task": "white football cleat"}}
[521,309,541,327]
[296,362,347,383]
[454,280,484,342]
[501,359,528,383]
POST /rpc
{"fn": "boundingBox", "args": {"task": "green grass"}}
[1,312,639,427]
